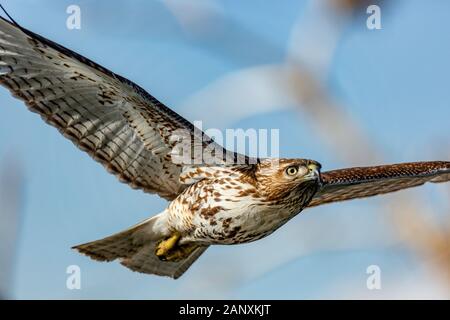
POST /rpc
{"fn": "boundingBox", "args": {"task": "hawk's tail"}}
[72,214,207,279]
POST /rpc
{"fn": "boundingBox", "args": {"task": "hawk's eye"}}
[285,166,298,176]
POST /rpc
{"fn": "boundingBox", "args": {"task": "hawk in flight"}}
[0,12,449,279]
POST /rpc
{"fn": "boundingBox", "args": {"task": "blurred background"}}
[0,0,449,299]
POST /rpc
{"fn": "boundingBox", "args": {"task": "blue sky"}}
[0,0,449,299]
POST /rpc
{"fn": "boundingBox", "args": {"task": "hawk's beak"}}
[306,163,321,182]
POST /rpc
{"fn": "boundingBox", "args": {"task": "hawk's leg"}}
[155,232,181,259]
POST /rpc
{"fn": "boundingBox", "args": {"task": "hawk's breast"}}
[170,173,318,245]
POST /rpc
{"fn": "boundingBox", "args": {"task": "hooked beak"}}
[306,163,321,183]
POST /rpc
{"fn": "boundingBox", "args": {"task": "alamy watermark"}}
[366,264,381,290]
[367,5,382,30]
[66,5,81,30]
[170,121,280,165]
[66,265,81,290]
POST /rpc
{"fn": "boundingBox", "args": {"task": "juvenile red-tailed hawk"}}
[0,12,449,279]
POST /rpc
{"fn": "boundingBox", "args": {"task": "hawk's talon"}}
[155,232,180,259]
[155,233,197,262]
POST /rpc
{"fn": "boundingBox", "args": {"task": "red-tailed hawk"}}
[0,12,449,279]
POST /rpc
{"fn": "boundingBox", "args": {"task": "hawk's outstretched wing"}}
[308,161,450,207]
[0,16,246,200]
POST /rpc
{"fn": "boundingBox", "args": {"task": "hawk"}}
[0,12,449,279]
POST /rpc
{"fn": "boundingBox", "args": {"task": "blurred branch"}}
[179,0,381,164]
[388,195,450,284]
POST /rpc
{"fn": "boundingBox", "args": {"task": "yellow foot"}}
[155,232,181,258]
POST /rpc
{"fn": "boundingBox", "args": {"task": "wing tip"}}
[0,4,19,26]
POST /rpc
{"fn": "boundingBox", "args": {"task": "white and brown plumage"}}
[0,13,449,279]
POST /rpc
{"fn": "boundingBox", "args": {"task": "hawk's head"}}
[254,158,322,203]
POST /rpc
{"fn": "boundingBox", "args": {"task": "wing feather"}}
[0,16,245,200]
[308,161,450,207]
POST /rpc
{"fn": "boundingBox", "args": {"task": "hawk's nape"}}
[308,161,450,207]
